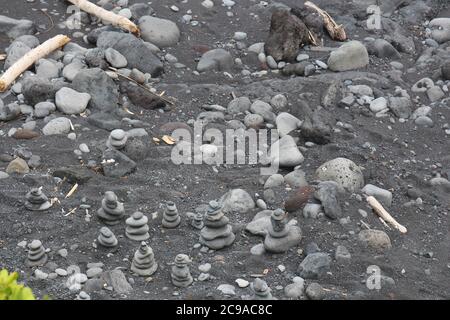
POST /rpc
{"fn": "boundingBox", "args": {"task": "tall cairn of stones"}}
[171,254,193,287]
[25,187,52,211]
[162,201,181,228]
[97,227,118,248]
[199,201,235,250]
[125,211,150,241]
[97,191,125,225]
[263,208,302,253]
[27,240,48,267]
[131,242,158,276]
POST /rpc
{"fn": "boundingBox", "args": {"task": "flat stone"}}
[55,87,91,115]
[328,41,369,72]
[138,16,180,47]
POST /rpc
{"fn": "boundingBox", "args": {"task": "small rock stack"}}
[106,129,128,149]
[125,211,150,241]
[97,227,118,248]
[191,212,204,230]
[27,240,48,267]
[97,191,125,225]
[162,201,181,228]
[171,254,193,287]
[251,278,276,300]
[25,187,52,211]
[263,209,302,253]
[199,201,235,250]
[131,242,158,276]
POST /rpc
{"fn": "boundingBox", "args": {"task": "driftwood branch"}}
[0,35,71,92]
[304,1,347,41]
[66,0,140,36]
[367,196,407,234]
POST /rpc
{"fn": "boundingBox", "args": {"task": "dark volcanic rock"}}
[264,9,309,62]
[72,68,119,112]
[22,76,56,105]
[314,181,342,220]
[297,252,331,279]
[53,166,93,184]
[119,81,166,109]
[441,61,450,80]
[299,106,333,145]
[85,48,108,69]
[97,31,163,77]
[87,112,122,131]
[0,15,36,39]
[102,149,137,178]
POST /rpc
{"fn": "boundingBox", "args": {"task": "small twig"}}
[0,53,6,61]
[39,9,55,34]
[64,207,77,217]
[360,220,371,230]
[65,183,78,199]
[367,196,407,233]
[110,67,176,106]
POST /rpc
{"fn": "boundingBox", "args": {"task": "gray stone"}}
[305,282,325,300]
[101,270,132,294]
[138,16,180,47]
[220,189,255,214]
[335,245,351,264]
[217,284,236,296]
[429,18,450,43]
[284,170,308,188]
[362,184,392,206]
[102,149,136,178]
[358,229,391,251]
[62,60,87,81]
[227,96,251,114]
[297,252,331,279]
[314,181,342,220]
[105,47,127,68]
[55,87,91,115]
[0,15,36,39]
[315,158,364,193]
[250,100,275,122]
[97,31,163,76]
[197,49,233,72]
[264,174,284,189]
[389,96,412,118]
[244,113,264,128]
[34,102,56,118]
[0,102,20,121]
[367,38,400,59]
[36,59,60,79]
[42,117,72,135]
[276,112,301,137]
[415,116,433,127]
[270,135,304,167]
[72,68,119,112]
[22,76,56,105]
[328,41,369,72]
[284,280,304,299]
[5,41,31,69]
[369,97,388,113]
[427,86,445,102]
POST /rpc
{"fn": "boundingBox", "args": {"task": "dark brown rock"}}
[264,9,310,62]
[119,81,166,110]
[12,129,39,140]
[284,186,315,212]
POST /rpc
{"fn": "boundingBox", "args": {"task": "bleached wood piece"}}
[304,1,347,41]
[367,196,407,233]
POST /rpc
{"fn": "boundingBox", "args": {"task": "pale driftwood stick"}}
[304,1,347,41]
[367,196,407,234]
[0,53,6,61]
[0,35,71,92]
[66,0,140,36]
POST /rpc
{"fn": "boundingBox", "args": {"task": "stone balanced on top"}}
[131,242,158,276]
[199,201,235,250]
[27,240,48,267]
[251,278,277,300]
[97,227,118,248]
[263,208,302,253]
[97,191,125,225]
[106,129,128,150]
[25,187,52,211]
[162,201,181,228]
[171,254,193,287]
[126,211,150,241]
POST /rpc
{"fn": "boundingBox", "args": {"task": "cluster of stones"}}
[25,187,52,211]
[27,240,47,267]
[171,254,193,287]
[131,242,158,276]
[106,129,128,150]
[126,211,150,241]
[251,278,276,300]
[97,191,125,225]
[97,227,118,248]
[263,209,302,253]
[162,201,181,228]
[199,201,235,250]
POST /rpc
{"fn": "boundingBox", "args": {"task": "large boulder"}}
[327,41,369,72]
[219,189,255,214]
[197,49,233,72]
[97,31,163,76]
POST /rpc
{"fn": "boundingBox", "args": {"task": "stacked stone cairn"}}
[263,208,302,253]
[171,254,193,287]
[162,201,181,228]
[25,187,52,211]
[131,242,158,276]
[199,201,235,250]
[125,211,150,241]
[97,227,118,248]
[97,191,125,225]
[27,240,48,267]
